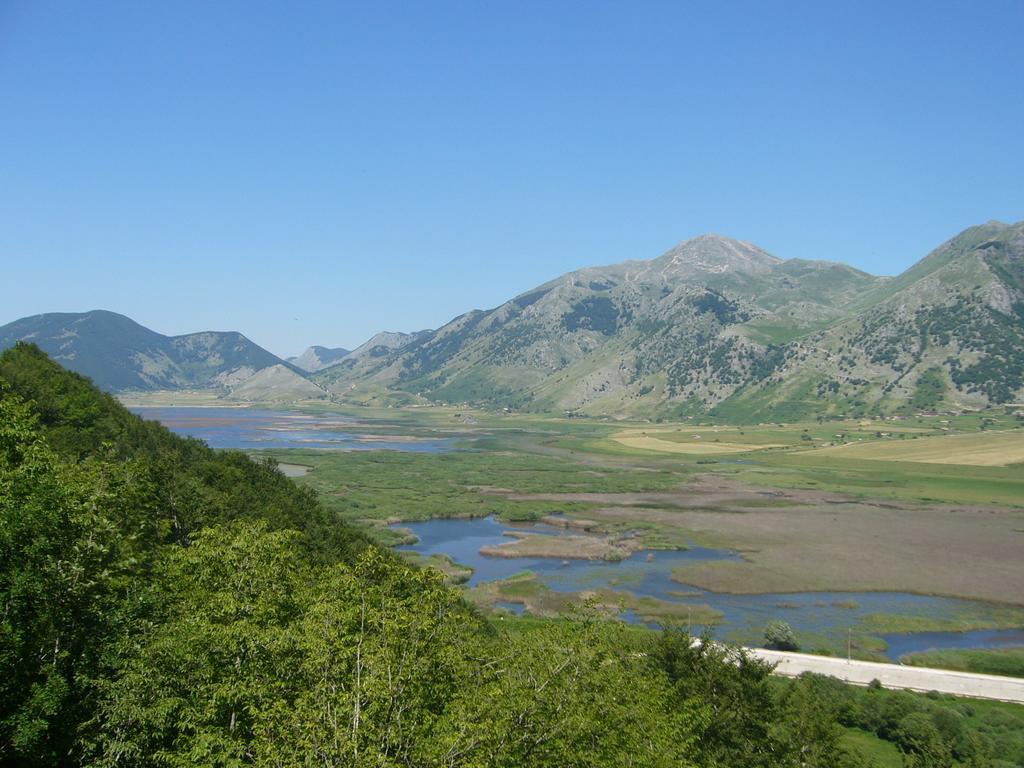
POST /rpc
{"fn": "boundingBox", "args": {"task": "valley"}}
[133,398,1024,668]
[6,5,1024,762]
[5,220,1024,764]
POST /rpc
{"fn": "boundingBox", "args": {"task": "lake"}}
[130,406,455,452]
[395,515,1024,660]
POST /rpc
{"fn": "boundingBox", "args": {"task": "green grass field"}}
[901,647,1024,678]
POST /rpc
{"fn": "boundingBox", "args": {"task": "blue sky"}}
[1,1,1022,357]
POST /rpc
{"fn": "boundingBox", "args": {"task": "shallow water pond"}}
[394,516,1024,660]
[882,629,1024,661]
[131,406,455,452]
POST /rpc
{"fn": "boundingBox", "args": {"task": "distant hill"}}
[315,329,432,393]
[313,221,1024,419]
[225,363,330,401]
[346,330,431,360]
[0,310,327,400]
[8,221,1022,418]
[288,345,351,372]
[288,333,431,380]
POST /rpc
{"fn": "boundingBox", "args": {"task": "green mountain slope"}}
[0,309,323,398]
[0,343,371,761]
[715,221,1024,420]
[315,222,1024,419]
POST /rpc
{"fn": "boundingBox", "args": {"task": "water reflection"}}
[395,516,1024,659]
[131,406,454,452]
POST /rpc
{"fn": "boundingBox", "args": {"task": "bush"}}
[764,620,799,651]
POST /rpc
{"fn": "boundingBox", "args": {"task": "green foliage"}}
[96,527,487,766]
[464,620,704,767]
[6,345,1018,766]
[0,341,165,460]
[651,629,782,767]
[0,346,372,764]
[96,523,704,767]
[910,367,948,412]
[94,522,312,765]
[901,648,1024,679]
[786,673,1023,766]
[773,675,857,768]
[0,342,373,561]
[0,394,162,763]
[562,296,628,335]
[764,620,800,651]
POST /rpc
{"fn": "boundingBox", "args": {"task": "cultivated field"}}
[612,430,784,454]
[809,430,1024,466]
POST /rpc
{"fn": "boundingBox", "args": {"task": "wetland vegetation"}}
[901,648,1024,679]
[6,344,1023,765]
[244,403,1024,663]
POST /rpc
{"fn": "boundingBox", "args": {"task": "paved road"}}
[751,648,1024,703]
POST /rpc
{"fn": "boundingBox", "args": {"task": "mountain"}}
[225,363,331,401]
[291,331,433,393]
[288,345,351,372]
[315,329,432,393]
[7,221,1021,418]
[717,220,1024,420]
[313,222,1024,418]
[0,310,327,399]
[346,330,431,360]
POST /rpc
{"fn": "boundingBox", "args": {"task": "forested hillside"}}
[2,344,1018,766]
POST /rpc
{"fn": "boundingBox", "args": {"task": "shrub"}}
[764,620,799,651]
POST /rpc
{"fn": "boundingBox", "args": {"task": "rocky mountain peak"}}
[651,234,782,278]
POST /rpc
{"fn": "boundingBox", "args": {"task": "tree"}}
[651,628,783,768]
[94,522,310,765]
[764,620,799,651]
[0,392,158,764]
[897,712,955,767]
[458,620,705,768]
[255,547,478,766]
[773,674,856,768]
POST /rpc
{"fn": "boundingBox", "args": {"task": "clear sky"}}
[1,1,1022,357]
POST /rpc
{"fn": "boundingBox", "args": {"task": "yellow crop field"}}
[811,430,1024,466]
[612,433,783,455]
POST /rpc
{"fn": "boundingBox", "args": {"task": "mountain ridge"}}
[0,310,327,400]
[313,223,1024,418]
[4,221,1022,417]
